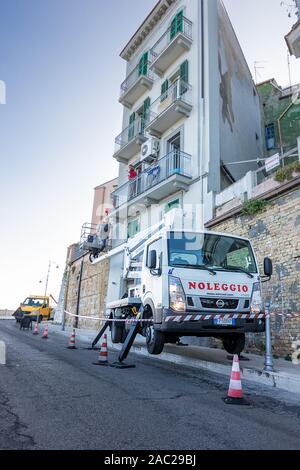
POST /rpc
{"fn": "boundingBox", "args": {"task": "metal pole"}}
[44,261,51,297]
[264,301,274,372]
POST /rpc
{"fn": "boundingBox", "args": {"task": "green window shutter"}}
[180,60,189,95]
[165,199,180,214]
[138,51,148,77]
[161,79,169,102]
[128,112,135,140]
[170,10,184,40]
[141,97,150,132]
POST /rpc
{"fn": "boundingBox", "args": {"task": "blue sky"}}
[0,0,299,309]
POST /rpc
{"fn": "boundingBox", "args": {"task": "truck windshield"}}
[23,298,46,307]
[168,232,258,274]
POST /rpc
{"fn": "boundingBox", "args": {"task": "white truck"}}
[81,213,273,356]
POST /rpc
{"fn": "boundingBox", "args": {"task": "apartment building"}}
[107,0,262,302]
[285,0,300,58]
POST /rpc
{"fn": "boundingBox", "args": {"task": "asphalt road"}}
[0,320,300,450]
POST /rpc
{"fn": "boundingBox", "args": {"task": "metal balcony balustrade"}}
[119,62,154,108]
[114,117,147,156]
[111,150,192,209]
[149,17,193,76]
[145,79,193,137]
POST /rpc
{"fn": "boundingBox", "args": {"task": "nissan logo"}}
[216,299,225,309]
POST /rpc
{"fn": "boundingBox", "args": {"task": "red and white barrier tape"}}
[64,310,300,324]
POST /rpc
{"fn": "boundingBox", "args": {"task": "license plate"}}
[213,318,236,326]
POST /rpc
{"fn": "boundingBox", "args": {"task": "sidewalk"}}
[51,323,300,395]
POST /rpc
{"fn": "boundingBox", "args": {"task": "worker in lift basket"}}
[96,210,111,253]
[128,165,137,199]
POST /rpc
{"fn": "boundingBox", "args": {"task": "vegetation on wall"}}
[274,162,300,183]
[242,199,269,216]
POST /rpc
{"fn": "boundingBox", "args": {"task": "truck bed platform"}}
[106,297,142,310]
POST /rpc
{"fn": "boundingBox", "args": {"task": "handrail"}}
[120,61,154,97]
[112,150,192,209]
[114,117,146,151]
[150,16,193,60]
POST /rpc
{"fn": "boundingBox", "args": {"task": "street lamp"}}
[39,261,59,297]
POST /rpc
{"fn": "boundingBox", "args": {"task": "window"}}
[168,232,258,274]
[128,218,140,239]
[138,52,149,77]
[170,10,184,40]
[265,123,276,150]
[180,60,189,95]
[165,198,180,214]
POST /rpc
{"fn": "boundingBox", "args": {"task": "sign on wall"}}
[265,153,280,173]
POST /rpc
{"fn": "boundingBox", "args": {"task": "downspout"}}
[75,258,84,329]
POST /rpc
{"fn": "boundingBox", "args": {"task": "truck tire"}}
[111,321,124,344]
[146,325,165,355]
[222,334,245,355]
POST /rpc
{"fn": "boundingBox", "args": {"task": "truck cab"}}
[107,229,272,356]
[13,296,53,323]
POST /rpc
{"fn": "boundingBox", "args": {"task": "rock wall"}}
[65,254,109,330]
[206,183,300,358]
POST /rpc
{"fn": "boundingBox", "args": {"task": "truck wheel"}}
[146,324,165,355]
[222,334,245,355]
[111,321,124,344]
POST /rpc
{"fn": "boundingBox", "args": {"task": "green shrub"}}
[274,161,300,183]
[242,199,269,216]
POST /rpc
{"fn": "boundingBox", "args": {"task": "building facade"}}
[107,0,262,304]
[257,79,300,158]
[285,0,300,59]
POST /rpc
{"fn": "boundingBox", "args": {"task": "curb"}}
[0,341,6,365]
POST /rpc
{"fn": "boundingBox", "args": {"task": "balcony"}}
[146,79,193,138]
[119,62,154,108]
[150,17,193,77]
[113,117,147,163]
[285,20,300,58]
[112,150,192,210]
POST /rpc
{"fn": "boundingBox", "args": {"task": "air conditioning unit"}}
[140,138,160,163]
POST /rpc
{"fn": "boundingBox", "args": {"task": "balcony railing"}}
[120,62,154,101]
[145,79,192,136]
[114,117,147,155]
[150,17,193,76]
[112,150,192,209]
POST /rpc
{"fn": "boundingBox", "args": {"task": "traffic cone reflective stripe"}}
[93,334,109,366]
[33,322,39,335]
[224,355,247,404]
[67,329,77,349]
[42,324,49,339]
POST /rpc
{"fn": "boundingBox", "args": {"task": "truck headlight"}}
[169,276,186,313]
[251,282,263,314]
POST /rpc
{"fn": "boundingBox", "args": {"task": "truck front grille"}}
[200,298,239,310]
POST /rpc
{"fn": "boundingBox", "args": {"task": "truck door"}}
[142,238,163,320]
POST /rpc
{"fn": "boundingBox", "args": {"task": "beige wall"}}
[91,178,118,227]
[65,254,109,330]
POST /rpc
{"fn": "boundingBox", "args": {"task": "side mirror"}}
[147,250,157,270]
[264,257,273,277]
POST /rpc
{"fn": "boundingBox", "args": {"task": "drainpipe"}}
[75,258,84,329]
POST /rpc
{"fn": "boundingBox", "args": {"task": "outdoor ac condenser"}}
[140,137,160,163]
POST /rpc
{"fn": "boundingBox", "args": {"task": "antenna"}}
[254,61,268,84]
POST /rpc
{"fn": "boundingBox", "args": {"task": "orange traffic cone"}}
[93,334,109,366]
[224,355,247,405]
[67,329,77,350]
[42,324,49,339]
[33,322,39,336]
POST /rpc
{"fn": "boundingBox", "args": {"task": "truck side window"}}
[147,238,162,270]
